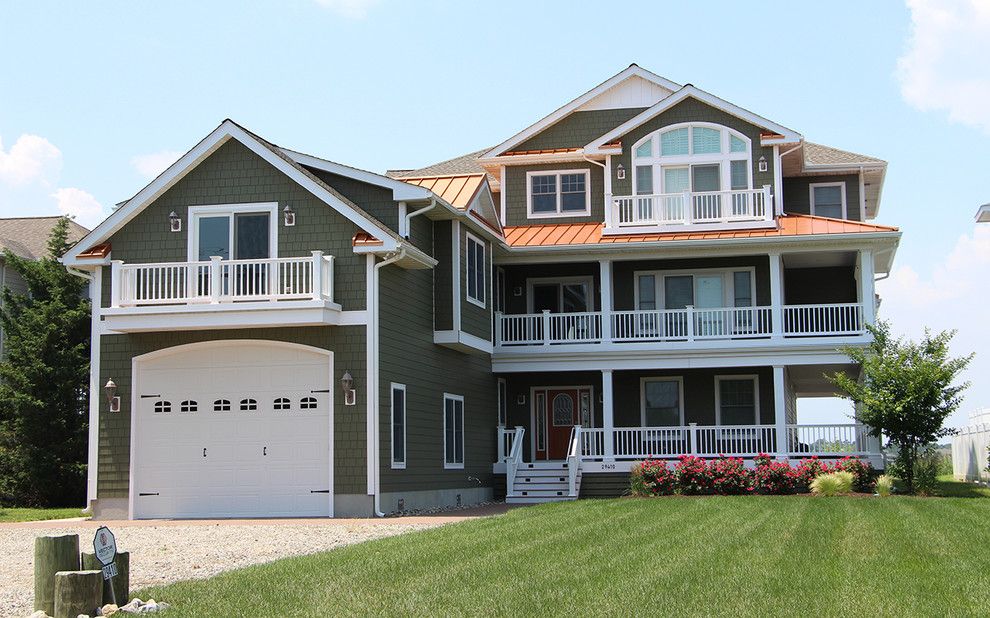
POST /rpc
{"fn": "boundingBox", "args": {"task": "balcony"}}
[608,186,774,232]
[102,252,344,332]
[494,303,865,349]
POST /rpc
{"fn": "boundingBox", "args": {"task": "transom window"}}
[632,123,751,196]
[443,393,465,469]
[716,375,759,425]
[526,169,591,218]
[809,182,847,220]
[465,232,486,307]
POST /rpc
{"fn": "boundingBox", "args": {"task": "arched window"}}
[239,398,258,411]
[154,401,172,413]
[180,400,198,413]
[213,399,231,412]
[300,397,317,410]
[552,393,574,427]
[273,397,291,411]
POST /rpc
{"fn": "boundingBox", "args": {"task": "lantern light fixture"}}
[104,379,121,413]
[341,370,356,406]
[616,163,626,180]
[283,204,296,227]
[758,156,768,173]
[168,211,182,233]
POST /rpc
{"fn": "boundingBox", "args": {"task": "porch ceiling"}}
[788,363,859,397]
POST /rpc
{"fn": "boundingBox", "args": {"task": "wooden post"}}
[53,570,102,618]
[34,534,80,615]
[82,551,129,606]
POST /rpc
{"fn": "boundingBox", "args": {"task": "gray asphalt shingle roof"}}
[388,148,492,181]
[0,216,89,260]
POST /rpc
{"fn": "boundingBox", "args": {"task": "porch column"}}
[599,259,613,343]
[773,365,789,460]
[602,369,615,461]
[768,252,783,339]
[859,249,876,328]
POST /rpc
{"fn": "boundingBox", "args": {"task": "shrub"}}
[630,459,676,496]
[753,453,799,494]
[833,456,875,492]
[708,456,752,495]
[794,457,834,491]
[912,447,942,495]
[674,455,711,495]
[875,474,894,497]
[810,471,855,496]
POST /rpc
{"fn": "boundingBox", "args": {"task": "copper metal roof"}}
[400,174,487,210]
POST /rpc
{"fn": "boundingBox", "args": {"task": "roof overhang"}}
[976,203,990,223]
[283,148,435,203]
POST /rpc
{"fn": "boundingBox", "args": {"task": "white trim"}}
[482,65,680,159]
[365,255,376,495]
[525,169,591,219]
[99,302,358,332]
[525,276,595,313]
[452,221,461,331]
[128,339,335,519]
[632,266,757,310]
[499,165,507,225]
[186,202,278,262]
[390,383,407,470]
[809,181,848,219]
[432,330,494,354]
[86,267,102,506]
[714,374,761,425]
[465,231,487,308]
[639,376,685,426]
[281,148,434,202]
[586,85,802,155]
[529,385,595,460]
[443,393,465,470]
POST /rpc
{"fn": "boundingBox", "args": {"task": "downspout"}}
[370,247,406,517]
[403,199,436,239]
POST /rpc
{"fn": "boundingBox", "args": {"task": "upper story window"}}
[631,123,751,196]
[189,203,277,263]
[809,182,847,219]
[526,169,590,218]
[465,232,486,307]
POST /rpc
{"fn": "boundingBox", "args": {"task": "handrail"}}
[566,425,581,497]
[505,425,525,496]
[611,186,773,227]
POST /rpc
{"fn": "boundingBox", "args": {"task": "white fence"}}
[952,424,990,482]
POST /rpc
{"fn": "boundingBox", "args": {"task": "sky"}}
[1,0,988,429]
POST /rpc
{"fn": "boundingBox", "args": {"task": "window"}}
[189,203,277,262]
[527,277,593,313]
[273,397,291,411]
[635,268,756,311]
[443,394,464,469]
[641,378,683,427]
[300,397,317,410]
[495,267,506,313]
[552,393,575,426]
[716,376,759,425]
[810,182,847,219]
[497,378,507,426]
[526,170,591,217]
[180,400,197,413]
[154,401,172,413]
[534,391,547,453]
[465,232,486,307]
[391,384,406,469]
[239,398,258,411]
[213,399,231,412]
[632,123,752,197]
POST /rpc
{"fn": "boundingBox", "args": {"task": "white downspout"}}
[403,199,435,239]
[370,248,406,517]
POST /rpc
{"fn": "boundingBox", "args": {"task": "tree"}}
[829,321,973,493]
[0,217,90,506]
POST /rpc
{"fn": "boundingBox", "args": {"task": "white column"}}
[599,259,612,343]
[859,249,876,327]
[311,251,324,300]
[86,267,102,507]
[773,365,788,460]
[602,369,615,461]
[769,252,783,339]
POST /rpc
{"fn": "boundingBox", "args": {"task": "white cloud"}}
[313,0,379,19]
[51,187,106,228]
[130,150,183,179]
[0,134,62,186]
[897,0,990,133]
[877,224,990,429]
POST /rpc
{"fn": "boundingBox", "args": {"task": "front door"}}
[534,387,592,460]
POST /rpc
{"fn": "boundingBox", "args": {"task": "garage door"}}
[132,341,332,518]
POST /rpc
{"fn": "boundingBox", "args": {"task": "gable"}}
[305,166,400,233]
[513,108,648,152]
[575,74,674,112]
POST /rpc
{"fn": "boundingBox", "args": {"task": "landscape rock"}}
[100,603,119,616]
[30,611,49,618]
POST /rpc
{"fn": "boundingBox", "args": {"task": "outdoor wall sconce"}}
[168,211,181,233]
[758,156,768,173]
[616,163,626,180]
[283,204,296,227]
[516,394,526,405]
[341,370,356,406]
[104,379,121,413]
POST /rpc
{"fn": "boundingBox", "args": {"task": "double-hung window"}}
[391,383,406,469]
[465,232,486,307]
[715,375,759,425]
[809,182,847,219]
[526,169,590,218]
[443,394,465,469]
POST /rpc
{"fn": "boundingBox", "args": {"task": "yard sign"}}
[93,526,118,581]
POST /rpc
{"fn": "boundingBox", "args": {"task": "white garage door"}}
[132,341,332,519]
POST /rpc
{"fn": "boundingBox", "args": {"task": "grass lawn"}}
[0,506,85,522]
[139,480,990,617]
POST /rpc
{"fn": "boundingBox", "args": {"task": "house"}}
[0,216,89,357]
[63,65,900,518]
[977,203,990,222]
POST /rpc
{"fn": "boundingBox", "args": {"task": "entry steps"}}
[506,461,581,504]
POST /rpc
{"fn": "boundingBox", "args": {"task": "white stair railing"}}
[567,425,582,497]
[505,425,525,496]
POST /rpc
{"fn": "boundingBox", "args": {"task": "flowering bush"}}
[832,456,875,492]
[794,457,834,491]
[708,456,752,495]
[674,455,712,495]
[630,459,677,496]
[752,452,799,494]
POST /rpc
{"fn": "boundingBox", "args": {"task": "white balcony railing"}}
[576,423,879,461]
[495,303,863,347]
[111,252,334,307]
[611,186,772,228]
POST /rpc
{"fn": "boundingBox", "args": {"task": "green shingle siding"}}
[515,108,648,151]
[433,220,453,331]
[503,162,605,227]
[459,223,491,341]
[782,174,862,221]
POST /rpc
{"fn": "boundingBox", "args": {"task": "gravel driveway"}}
[0,513,486,618]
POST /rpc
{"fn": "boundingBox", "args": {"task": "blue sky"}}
[1,1,988,428]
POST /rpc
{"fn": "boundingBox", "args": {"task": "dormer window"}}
[526,170,591,218]
[632,123,752,197]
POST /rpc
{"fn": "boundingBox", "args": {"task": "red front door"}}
[535,388,581,460]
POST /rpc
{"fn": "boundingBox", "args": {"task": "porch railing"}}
[611,186,772,228]
[111,252,334,307]
[495,303,864,347]
[785,423,881,457]
[504,425,525,496]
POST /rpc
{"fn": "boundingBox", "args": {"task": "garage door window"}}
[180,400,197,413]
[444,393,464,469]
[154,401,171,413]
[391,384,406,469]
[213,399,231,412]
[300,397,317,410]
[274,397,291,411]
[240,398,258,411]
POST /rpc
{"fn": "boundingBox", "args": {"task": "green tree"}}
[0,217,90,506]
[829,321,973,493]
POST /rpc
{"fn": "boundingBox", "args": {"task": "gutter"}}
[402,199,435,239]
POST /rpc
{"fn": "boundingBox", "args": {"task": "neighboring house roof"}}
[503,215,898,248]
[0,216,89,260]
[803,142,885,167]
[400,174,487,210]
[977,203,990,223]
